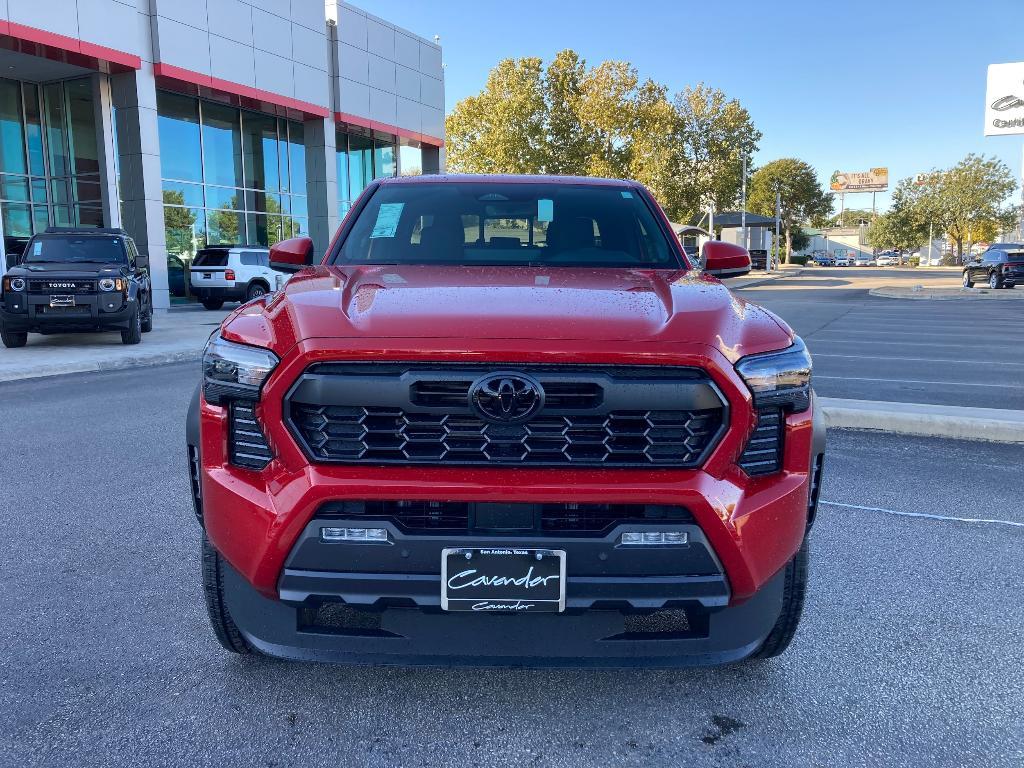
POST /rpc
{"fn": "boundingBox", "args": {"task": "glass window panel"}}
[76,206,103,228]
[52,204,73,227]
[24,84,45,177]
[50,178,71,205]
[373,139,396,180]
[207,209,244,245]
[0,174,29,201]
[72,176,102,203]
[0,79,27,176]
[200,101,242,188]
[204,186,243,211]
[66,79,100,176]
[347,133,373,200]
[335,133,350,205]
[242,111,279,192]
[32,204,49,233]
[165,206,205,256]
[287,121,305,194]
[2,202,31,236]
[399,144,422,177]
[338,201,350,220]
[289,195,307,218]
[31,178,47,203]
[162,180,203,208]
[157,91,202,182]
[43,82,70,178]
[246,212,284,247]
[289,217,308,238]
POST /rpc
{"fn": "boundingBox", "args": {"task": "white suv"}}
[189,247,287,310]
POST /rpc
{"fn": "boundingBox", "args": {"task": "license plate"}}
[49,295,75,307]
[202,272,211,279]
[441,547,566,613]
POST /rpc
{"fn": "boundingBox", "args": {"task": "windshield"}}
[334,182,681,268]
[23,235,126,264]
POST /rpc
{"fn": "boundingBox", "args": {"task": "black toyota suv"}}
[0,227,153,348]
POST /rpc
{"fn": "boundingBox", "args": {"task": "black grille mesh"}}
[229,401,273,469]
[738,407,783,475]
[289,405,722,467]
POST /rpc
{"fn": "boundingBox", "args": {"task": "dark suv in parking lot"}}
[0,227,153,348]
[963,244,1024,289]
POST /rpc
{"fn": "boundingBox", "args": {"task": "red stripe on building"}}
[153,63,330,120]
[335,111,444,148]
[4,21,141,70]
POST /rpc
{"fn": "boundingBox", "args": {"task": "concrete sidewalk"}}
[821,397,1024,443]
[0,306,229,382]
[723,266,803,289]
[870,285,1024,300]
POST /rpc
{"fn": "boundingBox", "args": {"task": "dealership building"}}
[0,0,445,307]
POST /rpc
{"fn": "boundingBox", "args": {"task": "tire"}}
[201,533,256,655]
[747,538,809,660]
[989,272,1003,289]
[120,305,142,345]
[246,282,269,302]
[140,298,153,333]
[202,299,225,310]
[1,328,28,348]
[962,272,973,288]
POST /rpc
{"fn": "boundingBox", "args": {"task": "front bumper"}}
[0,294,133,332]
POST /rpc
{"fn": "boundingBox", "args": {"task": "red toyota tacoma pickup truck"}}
[187,175,824,667]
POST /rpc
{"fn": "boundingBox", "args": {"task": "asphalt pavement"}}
[1,363,1020,768]
[734,267,1024,410]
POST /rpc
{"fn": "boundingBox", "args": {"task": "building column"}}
[110,64,170,310]
[422,145,444,175]
[91,74,122,230]
[304,117,339,259]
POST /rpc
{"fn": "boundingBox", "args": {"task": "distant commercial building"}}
[0,1,445,306]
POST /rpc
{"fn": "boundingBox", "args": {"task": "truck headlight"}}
[735,336,812,412]
[4,277,26,292]
[202,331,279,404]
[99,278,125,292]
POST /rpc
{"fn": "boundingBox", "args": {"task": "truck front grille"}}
[738,407,784,475]
[229,401,273,469]
[285,363,727,469]
[27,279,96,294]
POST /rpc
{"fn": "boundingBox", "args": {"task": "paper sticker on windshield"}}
[537,198,554,222]
[620,191,633,199]
[33,241,42,255]
[370,203,404,238]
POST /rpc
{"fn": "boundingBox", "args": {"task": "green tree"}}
[748,159,833,263]
[865,209,926,253]
[162,190,199,255]
[542,50,595,175]
[901,154,1017,262]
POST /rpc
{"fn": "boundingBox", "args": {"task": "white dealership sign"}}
[984,62,1024,136]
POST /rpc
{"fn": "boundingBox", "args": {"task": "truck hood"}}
[222,265,793,362]
[7,262,125,277]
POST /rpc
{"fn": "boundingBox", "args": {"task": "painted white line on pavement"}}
[821,501,1024,529]
[813,353,1024,367]
[815,375,1017,388]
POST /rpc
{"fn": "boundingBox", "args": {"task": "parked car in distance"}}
[0,227,153,348]
[189,246,283,309]
[188,174,824,669]
[875,254,897,267]
[833,252,854,266]
[962,244,1024,289]
[854,254,874,267]
[811,254,835,266]
[167,254,187,297]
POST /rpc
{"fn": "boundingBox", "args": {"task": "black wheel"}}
[120,305,142,345]
[1,327,28,348]
[748,538,809,660]
[246,282,268,302]
[201,533,255,654]
[962,272,973,288]
[202,299,224,310]
[989,272,1002,290]
[140,297,153,333]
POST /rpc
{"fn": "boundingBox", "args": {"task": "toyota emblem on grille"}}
[469,372,544,424]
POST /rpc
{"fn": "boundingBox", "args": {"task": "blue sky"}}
[357,0,1024,212]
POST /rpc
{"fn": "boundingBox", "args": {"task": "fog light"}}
[320,526,388,543]
[620,531,689,545]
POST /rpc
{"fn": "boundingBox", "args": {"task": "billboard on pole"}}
[830,168,889,192]
[984,62,1024,136]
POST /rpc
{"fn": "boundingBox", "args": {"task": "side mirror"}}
[269,236,315,273]
[701,241,752,278]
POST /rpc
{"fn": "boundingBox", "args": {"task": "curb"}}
[727,268,803,289]
[0,349,201,383]
[820,397,1024,443]
[869,286,1024,301]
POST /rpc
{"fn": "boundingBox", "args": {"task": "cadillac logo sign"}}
[469,372,544,424]
[985,62,1024,136]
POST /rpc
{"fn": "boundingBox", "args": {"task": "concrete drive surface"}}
[0,305,229,382]
[736,267,1024,410]
[0,363,1021,768]
[871,285,1024,300]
